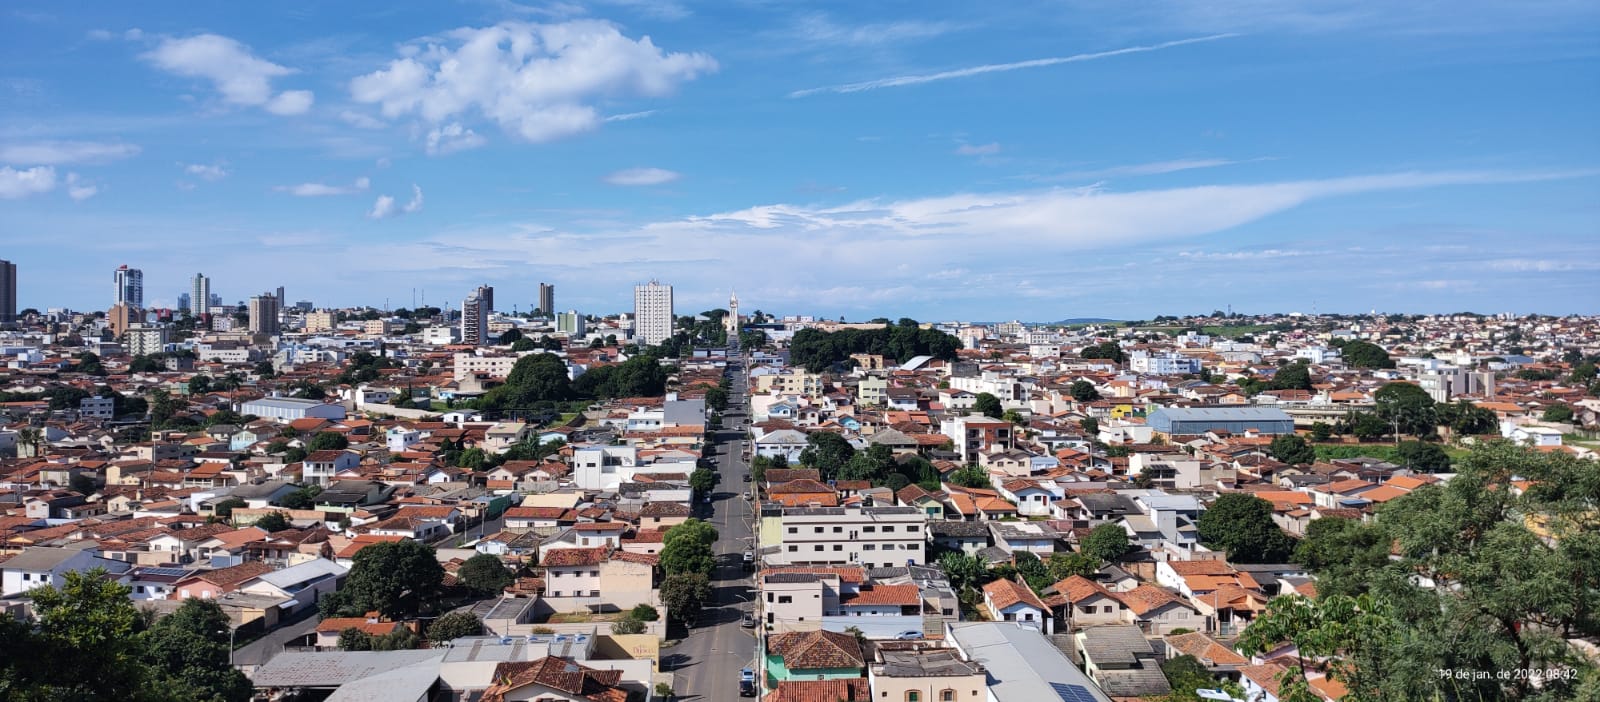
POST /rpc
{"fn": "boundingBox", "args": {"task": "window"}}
[767,593,775,602]
[863,526,875,533]
[833,526,843,533]
[590,590,600,597]
[814,527,824,534]
[788,545,798,552]
[590,570,599,577]
[1102,605,1113,613]
[864,544,876,551]
[941,691,955,702]
[552,591,562,596]
[882,526,894,532]
[907,692,920,702]
[815,545,824,551]
[778,596,793,604]
[833,545,843,551]
[788,527,798,534]
[907,525,919,532]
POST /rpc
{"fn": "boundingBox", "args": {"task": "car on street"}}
[742,611,757,628]
[743,551,755,567]
[893,630,925,640]
[740,669,757,697]
[742,473,751,482]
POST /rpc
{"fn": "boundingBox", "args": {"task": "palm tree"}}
[17,427,43,458]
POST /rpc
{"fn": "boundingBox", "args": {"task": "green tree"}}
[320,539,446,620]
[1079,417,1099,436]
[1070,380,1101,402]
[1269,360,1313,391]
[482,353,574,410]
[660,573,712,625]
[972,392,1002,418]
[1079,341,1126,364]
[1046,552,1101,581]
[629,604,660,621]
[1080,523,1133,563]
[23,569,150,699]
[936,551,989,592]
[1396,440,1451,473]
[1340,411,1390,442]
[947,464,991,489]
[1160,654,1228,702]
[254,512,292,532]
[149,388,181,428]
[1198,494,1295,563]
[664,518,719,548]
[1340,340,1396,368]
[497,328,524,345]
[427,611,483,645]
[611,617,646,635]
[1291,516,1391,598]
[1438,400,1498,436]
[1268,433,1316,465]
[1012,552,1053,593]
[307,431,349,451]
[456,447,488,470]
[279,485,321,510]
[143,598,252,702]
[511,337,537,352]
[689,467,715,495]
[798,431,855,481]
[1542,404,1574,423]
[704,387,728,412]
[188,374,212,394]
[1374,382,1437,438]
[457,553,514,595]
[1310,421,1333,442]
[211,498,245,519]
[660,537,716,578]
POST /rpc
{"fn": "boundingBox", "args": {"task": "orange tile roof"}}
[983,578,1047,612]
[1163,632,1248,666]
[839,584,920,607]
[1114,584,1190,616]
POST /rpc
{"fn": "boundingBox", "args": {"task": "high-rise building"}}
[276,286,285,304]
[461,286,491,346]
[248,293,281,336]
[190,273,211,316]
[537,283,555,317]
[633,280,674,347]
[0,259,15,325]
[114,265,143,309]
[209,293,222,308]
[556,310,585,336]
[305,310,336,333]
[177,293,191,314]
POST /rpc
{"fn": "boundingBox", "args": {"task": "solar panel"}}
[139,567,190,578]
[1049,682,1098,702]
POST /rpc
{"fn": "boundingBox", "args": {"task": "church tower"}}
[726,290,740,336]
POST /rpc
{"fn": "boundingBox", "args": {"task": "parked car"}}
[740,669,757,697]
[742,611,757,628]
[742,473,751,482]
[893,630,924,640]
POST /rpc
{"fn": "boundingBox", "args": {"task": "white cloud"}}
[183,163,229,181]
[425,122,486,155]
[0,141,140,165]
[86,29,115,41]
[794,15,957,46]
[791,33,1237,97]
[142,33,315,115]
[64,173,98,201]
[349,20,716,144]
[368,194,396,219]
[125,28,143,40]
[0,166,56,199]
[339,110,387,129]
[368,184,422,219]
[1047,157,1268,181]
[603,167,680,186]
[955,142,1000,156]
[275,176,370,197]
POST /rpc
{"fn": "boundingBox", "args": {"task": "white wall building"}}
[633,281,674,347]
[770,506,927,569]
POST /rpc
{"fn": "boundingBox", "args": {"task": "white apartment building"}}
[572,446,639,490]
[453,352,519,381]
[125,324,169,356]
[304,310,336,333]
[461,286,491,346]
[771,506,927,569]
[1129,351,1202,375]
[948,372,1021,403]
[79,395,115,419]
[556,310,586,336]
[633,281,674,347]
[190,274,210,317]
[424,325,459,345]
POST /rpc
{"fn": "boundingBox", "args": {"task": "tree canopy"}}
[798,431,856,482]
[1268,433,1316,466]
[787,323,961,373]
[660,573,712,625]
[306,431,349,451]
[1197,493,1296,563]
[1373,382,1437,438]
[1080,523,1133,563]
[972,392,1002,419]
[457,553,514,595]
[1240,441,1600,701]
[1069,380,1101,402]
[319,539,446,620]
[1339,340,1396,369]
[427,611,483,645]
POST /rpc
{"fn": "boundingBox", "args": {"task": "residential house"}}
[765,630,866,684]
[980,578,1051,633]
[1074,624,1171,699]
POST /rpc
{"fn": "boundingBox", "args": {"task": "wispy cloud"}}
[955,142,1001,156]
[0,140,140,165]
[182,162,228,181]
[424,123,486,155]
[790,33,1238,97]
[1044,157,1269,181]
[64,172,98,201]
[275,176,370,197]
[604,110,657,122]
[604,167,680,186]
[792,15,959,47]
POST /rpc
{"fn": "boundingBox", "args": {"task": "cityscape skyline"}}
[1,2,1596,317]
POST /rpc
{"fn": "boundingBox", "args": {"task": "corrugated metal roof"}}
[1148,407,1292,421]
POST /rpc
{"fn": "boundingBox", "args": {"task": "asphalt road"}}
[671,356,758,702]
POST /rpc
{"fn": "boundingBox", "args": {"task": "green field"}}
[1313,443,1470,464]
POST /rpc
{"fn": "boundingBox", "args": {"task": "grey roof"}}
[764,573,825,584]
[1076,624,1154,667]
[241,397,331,410]
[226,480,299,500]
[246,558,347,589]
[1,546,90,571]
[876,649,982,677]
[1075,493,1140,516]
[323,657,441,702]
[782,506,923,516]
[663,398,707,425]
[248,650,444,688]
[1093,666,1172,697]
[947,622,1112,702]
[928,520,990,538]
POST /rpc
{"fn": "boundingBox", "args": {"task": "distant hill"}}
[1049,318,1120,325]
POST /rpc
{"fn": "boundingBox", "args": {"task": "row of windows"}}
[787,525,919,534]
[549,590,601,597]
[786,543,921,552]
[896,690,964,701]
[550,570,601,577]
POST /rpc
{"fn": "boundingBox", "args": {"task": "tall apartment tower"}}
[537,283,555,317]
[461,287,491,346]
[276,286,286,304]
[190,274,211,316]
[0,259,15,325]
[248,293,281,336]
[633,280,674,347]
[114,265,144,309]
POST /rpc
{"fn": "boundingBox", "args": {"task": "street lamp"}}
[218,624,239,667]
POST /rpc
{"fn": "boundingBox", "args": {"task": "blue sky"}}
[2,1,1597,320]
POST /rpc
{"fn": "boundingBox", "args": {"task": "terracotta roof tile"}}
[769,630,865,670]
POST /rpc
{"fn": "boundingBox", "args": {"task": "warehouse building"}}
[1146,407,1294,437]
